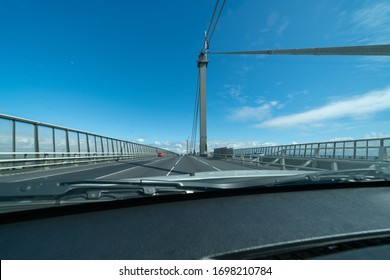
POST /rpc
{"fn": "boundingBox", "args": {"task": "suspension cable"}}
[208,0,226,45]
[193,73,200,154]
[193,1,226,154]
[206,0,220,39]
[190,71,200,154]
[202,0,226,52]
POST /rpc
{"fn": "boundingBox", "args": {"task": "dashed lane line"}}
[166,156,183,176]
[96,157,172,179]
[192,157,221,171]
[8,158,172,182]
[4,161,126,182]
[11,164,124,183]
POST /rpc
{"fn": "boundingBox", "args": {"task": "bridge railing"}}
[214,138,390,171]
[232,138,389,161]
[0,114,175,171]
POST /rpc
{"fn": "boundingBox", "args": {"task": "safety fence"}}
[0,114,176,171]
[214,138,390,171]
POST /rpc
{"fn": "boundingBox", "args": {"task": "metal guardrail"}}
[214,138,390,171]
[233,138,389,161]
[0,114,176,171]
[0,152,156,171]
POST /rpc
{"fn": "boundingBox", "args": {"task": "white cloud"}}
[351,2,390,44]
[151,139,278,155]
[15,137,34,150]
[339,2,390,70]
[328,137,354,141]
[207,140,277,151]
[258,87,390,129]
[267,11,279,27]
[286,90,309,100]
[333,2,390,44]
[0,137,11,145]
[136,138,145,143]
[224,84,247,103]
[229,101,279,121]
[236,65,254,77]
[277,17,289,37]
[153,140,187,154]
[254,97,266,104]
[364,132,390,139]
[261,11,289,37]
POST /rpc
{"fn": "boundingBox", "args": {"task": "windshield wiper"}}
[262,166,390,187]
[2,166,389,207]
[0,180,206,213]
[66,166,390,193]
[53,180,197,203]
[54,177,276,203]
[0,178,253,209]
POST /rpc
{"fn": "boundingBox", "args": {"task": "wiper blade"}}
[0,178,234,207]
[55,179,193,203]
[2,166,389,207]
[61,166,390,195]
[61,179,185,188]
[264,166,390,187]
[0,180,198,212]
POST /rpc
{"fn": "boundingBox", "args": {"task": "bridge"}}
[1,113,390,184]
[2,2,390,184]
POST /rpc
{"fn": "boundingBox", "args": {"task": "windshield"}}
[1,0,390,211]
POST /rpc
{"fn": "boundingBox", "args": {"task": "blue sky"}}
[1,0,390,153]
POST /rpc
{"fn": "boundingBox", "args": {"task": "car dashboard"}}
[1,182,390,259]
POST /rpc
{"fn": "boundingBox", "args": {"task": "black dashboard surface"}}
[1,185,390,259]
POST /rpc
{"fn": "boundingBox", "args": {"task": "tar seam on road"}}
[95,157,171,179]
[2,161,124,182]
[10,163,126,183]
[166,156,183,176]
[192,157,221,171]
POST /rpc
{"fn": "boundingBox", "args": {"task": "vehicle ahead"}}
[157,153,164,157]
[1,166,390,260]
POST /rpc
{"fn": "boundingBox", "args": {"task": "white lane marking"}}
[11,158,169,182]
[166,156,183,176]
[95,166,138,179]
[192,157,221,171]
[95,157,171,179]
[11,165,117,183]
[7,162,125,182]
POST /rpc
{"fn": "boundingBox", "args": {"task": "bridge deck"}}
[0,156,255,183]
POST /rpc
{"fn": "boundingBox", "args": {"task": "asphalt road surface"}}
[0,155,256,183]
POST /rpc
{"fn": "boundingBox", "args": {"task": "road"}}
[0,155,256,183]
